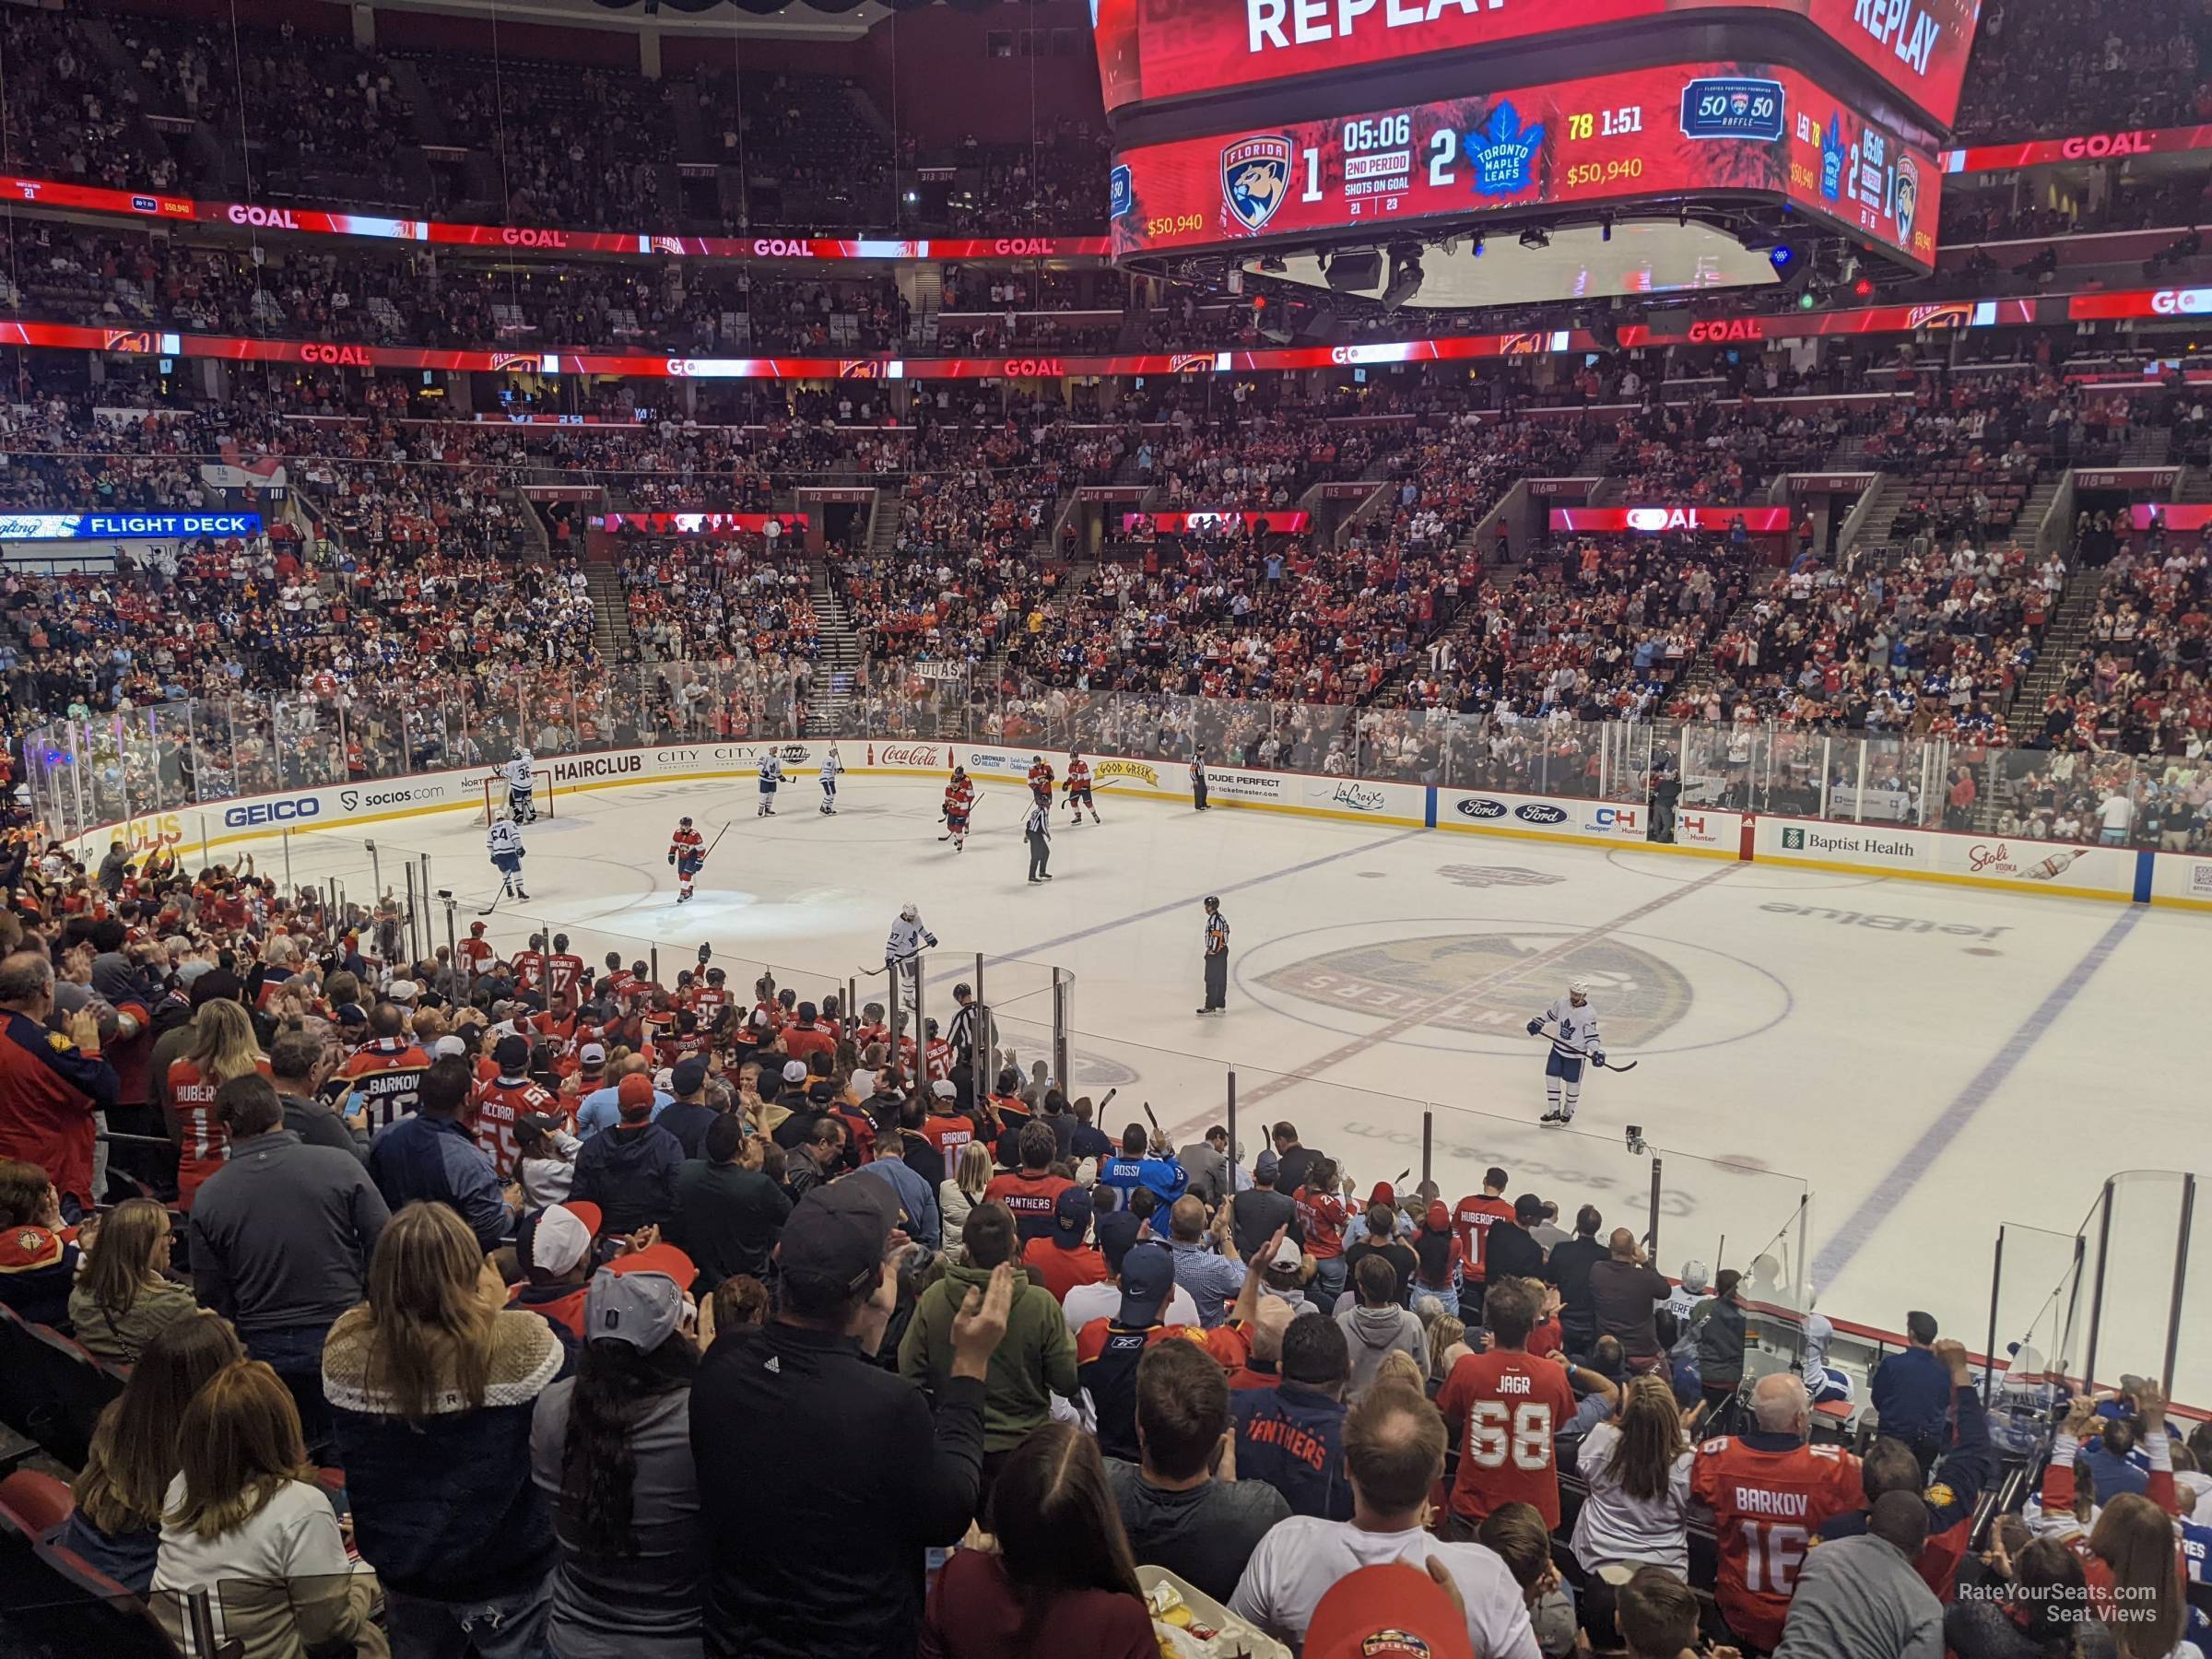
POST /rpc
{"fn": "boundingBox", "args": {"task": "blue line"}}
[924,824,1429,988]
[1811,904,2144,1288]
[2134,849,2155,905]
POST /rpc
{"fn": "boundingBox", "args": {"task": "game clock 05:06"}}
[1342,113,1413,154]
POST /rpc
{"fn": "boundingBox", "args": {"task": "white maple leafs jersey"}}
[886,915,935,964]
[504,758,535,791]
[488,820,524,857]
[820,751,844,779]
[1543,995,1600,1059]
[759,756,783,783]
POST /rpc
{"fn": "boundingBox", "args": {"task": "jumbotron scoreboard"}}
[1096,0,1978,290]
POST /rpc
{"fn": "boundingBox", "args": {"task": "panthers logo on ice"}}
[1258,933,1692,1045]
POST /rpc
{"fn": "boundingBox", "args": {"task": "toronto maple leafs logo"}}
[1221,136,1293,232]
[1820,114,1846,201]
[1463,102,1544,198]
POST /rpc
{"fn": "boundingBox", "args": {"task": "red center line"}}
[1162,861,1742,1143]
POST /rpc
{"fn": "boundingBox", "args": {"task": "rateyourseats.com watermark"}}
[1955,1583,2164,1622]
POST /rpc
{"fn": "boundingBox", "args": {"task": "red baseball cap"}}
[1426,1200,1450,1230]
[1303,1562,1473,1659]
[608,1240,696,1289]
[1368,1182,1395,1207]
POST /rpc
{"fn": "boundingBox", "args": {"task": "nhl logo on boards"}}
[1221,136,1293,231]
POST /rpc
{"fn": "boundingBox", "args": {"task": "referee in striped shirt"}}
[1197,896,1230,1015]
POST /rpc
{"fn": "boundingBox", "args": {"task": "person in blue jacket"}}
[1097,1122,1189,1211]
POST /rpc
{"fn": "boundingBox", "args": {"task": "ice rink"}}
[265,771,2206,1390]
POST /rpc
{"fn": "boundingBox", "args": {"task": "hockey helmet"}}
[679,816,693,828]
[1568,978,1593,1000]
[900,901,920,920]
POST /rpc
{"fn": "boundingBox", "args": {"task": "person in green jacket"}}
[899,1200,1078,1503]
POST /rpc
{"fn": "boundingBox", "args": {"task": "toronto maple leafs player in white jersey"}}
[818,745,844,815]
[757,751,782,817]
[504,750,538,823]
[884,901,936,1011]
[487,817,529,900]
[1528,978,1604,1124]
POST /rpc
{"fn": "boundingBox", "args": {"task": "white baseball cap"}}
[431,1034,468,1060]
[578,1042,607,1066]
[532,1204,594,1276]
[782,1060,809,1084]
[931,1079,958,1099]
[386,979,419,1004]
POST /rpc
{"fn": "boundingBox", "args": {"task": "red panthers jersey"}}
[512,949,547,992]
[1690,1435,1865,1651]
[472,1076,559,1178]
[1436,1349,1577,1527]
[670,826,704,863]
[1028,761,1054,792]
[1065,759,1091,791]
[547,953,585,1001]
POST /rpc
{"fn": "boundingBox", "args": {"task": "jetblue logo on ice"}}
[1463,102,1544,198]
[1221,136,1293,231]
[1109,165,1133,220]
[1455,797,1508,819]
[1514,803,1567,825]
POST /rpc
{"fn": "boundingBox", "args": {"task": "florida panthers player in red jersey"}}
[668,816,706,903]
[940,768,975,852]
[1027,755,1054,808]
[1064,752,1101,825]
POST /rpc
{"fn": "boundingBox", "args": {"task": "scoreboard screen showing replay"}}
[1093,0,1981,128]
[1108,61,1939,267]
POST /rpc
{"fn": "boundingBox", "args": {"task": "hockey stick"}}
[1533,1017,1639,1072]
[476,883,509,919]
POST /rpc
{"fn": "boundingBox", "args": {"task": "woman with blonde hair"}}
[1425,1312,1471,1391]
[941,1140,993,1236]
[1571,1371,1697,1576]
[323,1201,562,1656]
[152,1359,385,1659]
[68,1197,197,1364]
[66,1312,246,1592]
[170,998,270,1208]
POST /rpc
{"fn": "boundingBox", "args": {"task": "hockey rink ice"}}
[265,773,2206,1395]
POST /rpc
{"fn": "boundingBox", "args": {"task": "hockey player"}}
[546,933,585,1003]
[1528,979,1604,1124]
[818,745,844,815]
[504,749,538,824]
[669,815,706,902]
[886,902,937,1014]
[487,815,529,901]
[1064,751,1100,825]
[757,750,782,816]
[513,933,548,995]
[1027,754,1055,809]
[940,766,975,852]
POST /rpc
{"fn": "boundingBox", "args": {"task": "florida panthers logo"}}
[1222,136,1293,232]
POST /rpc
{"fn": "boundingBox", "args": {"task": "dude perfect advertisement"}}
[1109,61,1938,267]
[1093,0,1979,127]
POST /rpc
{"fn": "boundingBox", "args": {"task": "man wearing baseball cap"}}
[576,1053,667,1139]
[1022,1185,1109,1303]
[1077,1228,1278,1463]
[508,1200,603,1341]
[571,1073,682,1237]
[693,1181,1017,1659]
[1303,1561,1477,1659]
[654,1056,719,1162]
[531,1240,703,1653]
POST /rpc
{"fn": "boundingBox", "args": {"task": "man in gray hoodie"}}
[1773,1489,1943,1659]
[1335,1253,1426,1400]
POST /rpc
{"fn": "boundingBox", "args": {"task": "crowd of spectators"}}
[0,851,2197,1659]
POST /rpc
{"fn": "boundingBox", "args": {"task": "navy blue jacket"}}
[366,1112,510,1251]
[1231,1381,1352,1521]
[1871,1344,1953,1442]
[571,1120,682,1235]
